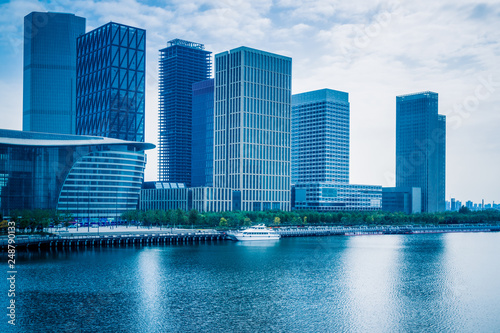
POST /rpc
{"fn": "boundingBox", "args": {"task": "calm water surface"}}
[3,232,500,332]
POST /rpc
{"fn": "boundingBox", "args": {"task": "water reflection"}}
[389,234,452,332]
[234,239,280,247]
[137,248,164,331]
[343,235,402,332]
[3,234,500,332]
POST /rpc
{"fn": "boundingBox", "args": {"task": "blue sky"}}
[1,0,499,204]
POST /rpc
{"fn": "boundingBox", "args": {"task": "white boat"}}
[228,224,281,241]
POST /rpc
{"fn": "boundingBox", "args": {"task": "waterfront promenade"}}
[1,223,499,251]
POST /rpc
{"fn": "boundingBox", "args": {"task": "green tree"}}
[274,216,281,225]
[142,210,158,227]
[174,208,186,226]
[219,217,228,227]
[156,210,167,228]
[62,211,74,230]
[188,209,200,226]
[31,209,51,232]
[458,206,471,214]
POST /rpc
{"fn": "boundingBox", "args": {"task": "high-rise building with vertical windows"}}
[158,39,211,185]
[396,91,446,212]
[76,22,145,142]
[23,12,85,134]
[291,89,381,212]
[191,79,214,187]
[292,89,350,185]
[214,46,292,211]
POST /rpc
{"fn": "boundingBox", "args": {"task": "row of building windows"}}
[242,67,290,89]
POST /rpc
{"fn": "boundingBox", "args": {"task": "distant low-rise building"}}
[139,182,232,212]
[293,183,382,212]
[140,182,189,211]
[382,187,421,214]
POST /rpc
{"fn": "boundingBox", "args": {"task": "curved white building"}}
[0,129,154,221]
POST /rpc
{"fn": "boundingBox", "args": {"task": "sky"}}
[0,0,499,204]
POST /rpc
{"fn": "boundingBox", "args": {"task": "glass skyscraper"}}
[291,89,381,212]
[191,79,214,187]
[214,47,292,211]
[23,12,85,134]
[292,89,350,184]
[76,22,145,142]
[396,91,446,212]
[158,39,211,185]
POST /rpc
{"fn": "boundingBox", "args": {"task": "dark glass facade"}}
[382,187,421,214]
[0,129,153,219]
[191,79,214,187]
[158,39,211,185]
[23,12,85,134]
[396,91,446,212]
[76,22,145,142]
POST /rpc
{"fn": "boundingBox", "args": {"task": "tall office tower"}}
[23,12,85,134]
[291,89,382,212]
[396,91,446,212]
[214,47,292,211]
[158,39,211,185]
[292,89,350,185]
[76,22,145,142]
[191,79,214,187]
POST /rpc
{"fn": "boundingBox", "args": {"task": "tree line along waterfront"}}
[2,207,500,233]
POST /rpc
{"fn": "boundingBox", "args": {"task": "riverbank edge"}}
[2,223,500,252]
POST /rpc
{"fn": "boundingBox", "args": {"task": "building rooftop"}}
[292,88,349,105]
[396,91,438,100]
[166,39,206,50]
[0,129,155,150]
[215,46,292,61]
[142,182,186,189]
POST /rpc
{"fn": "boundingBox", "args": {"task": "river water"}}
[3,232,500,332]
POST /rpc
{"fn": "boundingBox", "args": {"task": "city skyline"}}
[0,0,499,203]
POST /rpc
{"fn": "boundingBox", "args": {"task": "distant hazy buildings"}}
[291,89,381,211]
[466,200,473,210]
[191,79,214,187]
[451,198,457,211]
[214,46,292,211]
[396,91,446,213]
[23,12,85,134]
[158,39,211,185]
[76,22,146,142]
[382,187,421,214]
[0,129,153,219]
